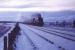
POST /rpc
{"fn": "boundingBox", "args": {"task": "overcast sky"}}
[0,0,75,21]
[0,0,75,11]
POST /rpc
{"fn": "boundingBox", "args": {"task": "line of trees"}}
[48,20,75,28]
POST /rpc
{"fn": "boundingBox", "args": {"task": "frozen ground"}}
[0,24,15,50]
[46,26,75,33]
[0,24,75,50]
[16,24,75,50]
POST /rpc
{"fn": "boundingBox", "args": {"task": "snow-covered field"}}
[0,24,75,50]
[0,24,16,50]
[16,24,75,50]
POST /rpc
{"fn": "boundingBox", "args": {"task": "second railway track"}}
[29,26,75,42]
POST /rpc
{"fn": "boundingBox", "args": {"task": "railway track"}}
[23,25,65,50]
[29,25,75,42]
[48,27,75,33]
[22,30,39,50]
[0,22,75,50]
[41,27,75,37]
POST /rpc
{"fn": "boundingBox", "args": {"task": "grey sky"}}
[0,0,75,11]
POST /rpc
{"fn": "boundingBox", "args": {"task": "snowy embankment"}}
[0,24,15,50]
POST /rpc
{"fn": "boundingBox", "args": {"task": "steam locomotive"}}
[32,13,44,26]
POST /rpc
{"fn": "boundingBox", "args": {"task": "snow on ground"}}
[19,24,75,50]
[19,24,59,50]
[0,24,16,50]
[15,31,34,50]
[0,24,75,50]
[0,37,3,50]
[47,26,75,33]
[43,26,75,36]
[31,26,75,41]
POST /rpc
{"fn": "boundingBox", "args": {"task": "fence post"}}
[8,33,14,50]
[4,36,7,50]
